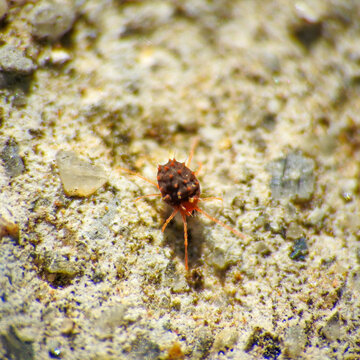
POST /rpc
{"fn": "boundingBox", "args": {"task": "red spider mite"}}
[117,138,246,271]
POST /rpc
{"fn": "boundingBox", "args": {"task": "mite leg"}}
[161,209,178,233]
[194,161,203,176]
[186,137,200,167]
[115,166,159,188]
[196,207,246,240]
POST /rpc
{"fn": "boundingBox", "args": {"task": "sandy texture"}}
[1,0,360,359]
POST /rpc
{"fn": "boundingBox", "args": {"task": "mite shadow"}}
[161,206,207,271]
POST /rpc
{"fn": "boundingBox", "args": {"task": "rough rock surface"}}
[0,1,359,359]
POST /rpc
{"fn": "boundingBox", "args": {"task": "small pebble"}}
[261,53,280,74]
[0,214,19,240]
[97,304,137,337]
[47,339,62,359]
[120,2,174,37]
[49,48,71,65]
[206,240,242,271]
[267,151,315,202]
[193,327,214,360]
[286,223,304,240]
[60,319,75,335]
[289,238,308,261]
[306,206,327,226]
[0,0,8,20]
[12,89,28,107]
[42,251,82,278]
[127,336,161,360]
[261,113,277,131]
[56,150,107,197]
[30,0,76,41]
[283,325,306,358]
[322,312,341,341]
[166,342,184,360]
[1,137,25,177]
[295,2,324,23]
[255,241,271,257]
[0,45,36,75]
[212,328,238,353]
[290,2,325,49]
[13,326,38,343]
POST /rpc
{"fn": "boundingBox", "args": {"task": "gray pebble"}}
[30,0,76,41]
[283,325,306,358]
[96,303,142,340]
[1,137,25,178]
[0,45,36,75]
[267,151,315,202]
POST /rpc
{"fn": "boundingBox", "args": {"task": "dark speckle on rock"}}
[290,3,324,49]
[0,45,36,75]
[289,238,308,261]
[290,21,323,49]
[244,327,281,360]
[267,151,315,202]
[1,137,25,178]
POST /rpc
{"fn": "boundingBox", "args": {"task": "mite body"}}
[157,159,200,207]
[119,139,245,271]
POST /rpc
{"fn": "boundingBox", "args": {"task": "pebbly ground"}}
[0,0,360,359]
